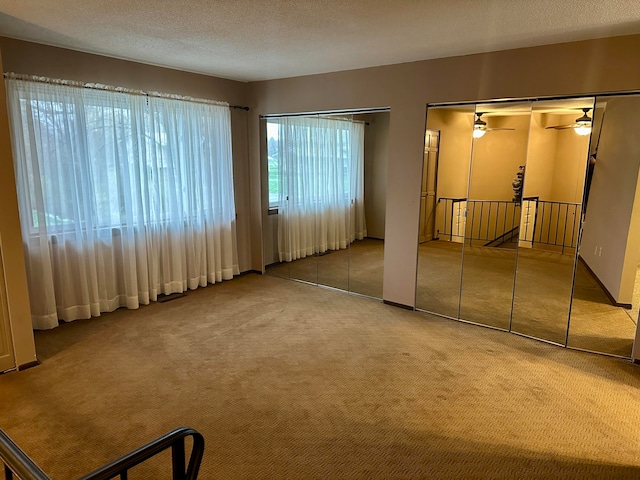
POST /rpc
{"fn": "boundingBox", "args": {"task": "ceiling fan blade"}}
[486,127,516,131]
[545,124,578,130]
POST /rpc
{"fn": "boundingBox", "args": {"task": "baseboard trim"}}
[17,360,39,371]
[157,292,186,303]
[383,300,414,311]
[578,256,632,309]
[238,269,263,276]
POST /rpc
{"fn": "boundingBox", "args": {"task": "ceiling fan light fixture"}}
[573,108,592,136]
[473,112,487,138]
[574,123,591,136]
[473,127,486,138]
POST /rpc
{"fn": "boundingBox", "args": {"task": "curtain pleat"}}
[6,79,238,329]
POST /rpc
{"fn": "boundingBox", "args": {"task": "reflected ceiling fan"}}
[545,108,592,136]
[473,112,515,138]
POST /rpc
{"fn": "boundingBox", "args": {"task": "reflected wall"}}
[568,95,640,357]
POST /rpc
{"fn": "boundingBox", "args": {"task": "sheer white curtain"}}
[276,116,365,262]
[6,78,238,329]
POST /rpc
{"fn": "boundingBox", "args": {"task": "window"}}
[5,76,238,329]
[267,122,279,208]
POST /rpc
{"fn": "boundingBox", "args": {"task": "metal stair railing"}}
[1,427,204,480]
[1,429,49,480]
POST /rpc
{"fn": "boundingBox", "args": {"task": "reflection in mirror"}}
[568,96,640,357]
[263,117,290,279]
[511,98,593,345]
[316,114,354,291]
[459,102,532,330]
[415,96,639,358]
[263,111,386,299]
[416,105,474,318]
[348,112,389,299]
[266,115,320,284]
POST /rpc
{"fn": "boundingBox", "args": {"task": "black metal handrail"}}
[436,197,467,241]
[436,197,520,245]
[1,427,204,480]
[1,430,50,480]
[436,196,581,252]
[466,199,520,246]
[78,427,204,480]
[531,199,581,252]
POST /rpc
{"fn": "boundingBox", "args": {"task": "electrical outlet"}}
[598,247,603,256]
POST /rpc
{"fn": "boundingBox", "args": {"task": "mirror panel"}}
[568,95,640,357]
[264,110,388,299]
[415,96,639,359]
[316,114,352,291]
[459,102,532,329]
[416,105,475,317]
[510,98,594,344]
[282,114,320,284]
[264,117,290,279]
[348,112,388,299]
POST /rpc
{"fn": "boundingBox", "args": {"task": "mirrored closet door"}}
[263,114,321,284]
[416,96,638,359]
[262,116,290,280]
[415,104,475,318]
[459,102,532,330]
[510,98,593,345]
[314,113,354,291]
[348,112,389,299]
[263,111,389,300]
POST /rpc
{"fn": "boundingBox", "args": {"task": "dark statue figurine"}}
[512,165,525,204]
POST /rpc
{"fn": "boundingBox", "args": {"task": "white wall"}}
[550,115,590,204]
[523,113,557,200]
[469,114,531,201]
[580,97,640,304]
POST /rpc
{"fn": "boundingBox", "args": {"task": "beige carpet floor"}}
[1,274,640,479]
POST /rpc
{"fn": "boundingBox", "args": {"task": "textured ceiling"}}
[1,1,640,82]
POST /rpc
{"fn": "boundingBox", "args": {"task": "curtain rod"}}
[261,107,390,118]
[263,114,368,125]
[3,72,234,108]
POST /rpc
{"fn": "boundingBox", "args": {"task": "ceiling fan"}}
[473,112,515,138]
[545,108,592,136]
